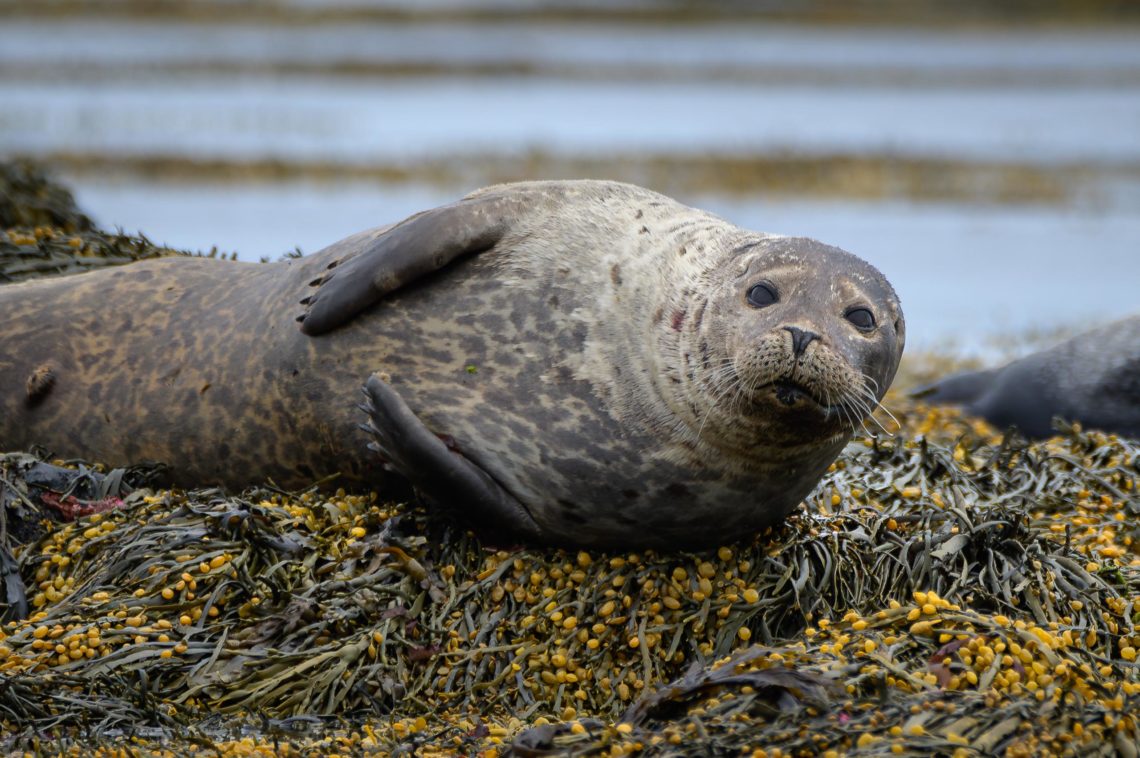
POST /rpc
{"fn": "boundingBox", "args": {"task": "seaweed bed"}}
[1,162,1137,757]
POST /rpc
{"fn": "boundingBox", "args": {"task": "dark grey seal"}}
[914,315,1140,439]
[0,180,905,549]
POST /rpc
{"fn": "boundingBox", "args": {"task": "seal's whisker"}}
[856,406,875,437]
[873,399,902,435]
[824,386,853,433]
[695,374,736,441]
[840,392,872,437]
[859,384,898,437]
[840,398,858,434]
[822,386,842,426]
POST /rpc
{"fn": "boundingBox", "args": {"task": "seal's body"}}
[916,316,1140,439]
[1,181,904,548]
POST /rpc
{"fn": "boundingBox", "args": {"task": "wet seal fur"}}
[0,180,904,549]
[915,315,1140,439]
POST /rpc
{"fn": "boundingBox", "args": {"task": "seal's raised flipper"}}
[299,192,533,335]
[360,372,543,541]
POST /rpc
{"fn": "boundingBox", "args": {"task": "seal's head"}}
[666,235,905,459]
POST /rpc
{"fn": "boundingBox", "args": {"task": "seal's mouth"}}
[762,380,835,414]
[772,380,816,407]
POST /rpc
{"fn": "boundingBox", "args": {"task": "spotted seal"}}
[914,315,1140,439]
[0,180,904,549]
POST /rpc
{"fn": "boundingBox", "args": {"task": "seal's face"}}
[684,236,905,450]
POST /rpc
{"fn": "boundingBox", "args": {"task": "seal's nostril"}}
[783,326,820,357]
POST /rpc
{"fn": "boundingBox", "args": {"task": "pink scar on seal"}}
[670,309,686,331]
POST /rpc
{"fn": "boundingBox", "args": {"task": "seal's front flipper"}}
[299,192,534,335]
[359,372,543,541]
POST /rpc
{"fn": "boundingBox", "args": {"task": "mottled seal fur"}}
[0,180,904,549]
[915,315,1140,439]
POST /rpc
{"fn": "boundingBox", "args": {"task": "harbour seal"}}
[0,180,904,549]
[914,315,1140,439]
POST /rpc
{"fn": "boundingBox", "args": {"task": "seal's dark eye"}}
[846,307,875,330]
[747,283,777,308]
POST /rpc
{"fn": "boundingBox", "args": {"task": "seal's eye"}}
[747,283,778,308]
[845,307,875,331]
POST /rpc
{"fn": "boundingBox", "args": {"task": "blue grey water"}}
[1,16,1138,354]
[4,76,1138,163]
[3,19,1138,81]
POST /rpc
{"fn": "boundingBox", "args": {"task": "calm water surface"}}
[2,16,1137,353]
[4,77,1139,163]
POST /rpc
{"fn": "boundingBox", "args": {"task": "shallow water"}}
[4,74,1139,164]
[3,13,1139,354]
[3,17,1140,163]
[3,19,1138,79]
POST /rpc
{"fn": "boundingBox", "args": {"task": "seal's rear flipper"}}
[299,191,535,335]
[359,372,543,541]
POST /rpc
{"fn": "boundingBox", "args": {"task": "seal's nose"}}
[784,325,819,357]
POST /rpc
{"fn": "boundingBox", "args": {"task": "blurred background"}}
[1,0,1137,355]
